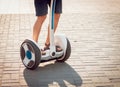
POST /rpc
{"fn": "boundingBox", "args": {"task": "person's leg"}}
[33,0,48,42]
[42,0,62,51]
[45,0,62,45]
[33,15,47,42]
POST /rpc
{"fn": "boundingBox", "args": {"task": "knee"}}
[37,15,47,22]
[55,13,60,19]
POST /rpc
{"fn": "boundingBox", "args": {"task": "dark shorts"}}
[34,0,62,16]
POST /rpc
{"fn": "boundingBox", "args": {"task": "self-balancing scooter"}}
[20,0,71,70]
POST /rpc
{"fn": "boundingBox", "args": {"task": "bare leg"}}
[33,15,47,42]
[45,13,60,44]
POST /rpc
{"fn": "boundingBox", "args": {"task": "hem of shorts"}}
[36,12,48,16]
[36,12,62,16]
[55,12,62,14]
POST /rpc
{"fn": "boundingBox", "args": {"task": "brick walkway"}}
[0,0,120,87]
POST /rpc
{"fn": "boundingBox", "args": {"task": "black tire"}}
[56,38,71,62]
[20,39,41,70]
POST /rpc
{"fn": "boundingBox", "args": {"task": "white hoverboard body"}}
[20,36,71,70]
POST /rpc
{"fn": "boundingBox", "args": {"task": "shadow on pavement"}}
[23,62,82,87]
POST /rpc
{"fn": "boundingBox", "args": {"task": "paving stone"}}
[94,83,114,87]
[81,84,95,87]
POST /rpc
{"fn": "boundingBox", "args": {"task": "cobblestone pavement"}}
[0,0,120,87]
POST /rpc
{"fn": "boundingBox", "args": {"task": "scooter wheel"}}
[57,38,71,62]
[20,39,41,70]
